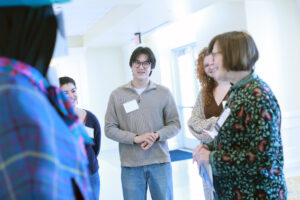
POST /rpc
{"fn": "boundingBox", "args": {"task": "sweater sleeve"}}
[156,90,181,141]
[104,92,137,144]
[188,92,217,144]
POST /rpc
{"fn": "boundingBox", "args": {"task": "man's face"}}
[131,54,152,82]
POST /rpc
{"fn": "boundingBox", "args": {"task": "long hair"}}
[196,47,216,106]
[0,6,58,76]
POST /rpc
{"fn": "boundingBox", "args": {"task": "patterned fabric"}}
[0,57,92,199]
[209,72,287,200]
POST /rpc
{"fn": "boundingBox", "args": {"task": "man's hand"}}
[134,132,159,150]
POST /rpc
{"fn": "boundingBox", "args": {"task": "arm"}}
[188,92,218,143]
[209,97,283,177]
[104,92,137,144]
[90,112,101,157]
[155,90,181,141]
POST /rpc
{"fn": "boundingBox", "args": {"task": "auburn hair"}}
[196,47,216,106]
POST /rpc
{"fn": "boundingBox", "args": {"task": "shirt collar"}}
[125,80,157,91]
[230,71,257,91]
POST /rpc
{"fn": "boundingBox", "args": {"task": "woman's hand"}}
[193,144,210,167]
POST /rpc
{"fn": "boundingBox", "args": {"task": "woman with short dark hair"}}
[195,31,287,199]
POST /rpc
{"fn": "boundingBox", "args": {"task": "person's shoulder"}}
[85,109,98,120]
[85,109,101,127]
[0,79,63,130]
[110,83,130,95]
[0,78,49,109]
[153,82,171,93]
[249,77,276,98]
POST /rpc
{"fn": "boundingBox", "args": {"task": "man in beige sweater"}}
[105,46,181,200]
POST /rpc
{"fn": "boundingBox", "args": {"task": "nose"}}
[208,62,214,70]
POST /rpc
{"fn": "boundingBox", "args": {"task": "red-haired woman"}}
[188,47,231,200]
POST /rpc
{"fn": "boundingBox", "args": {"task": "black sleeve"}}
[86,110,101,156]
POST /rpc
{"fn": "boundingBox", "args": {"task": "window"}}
[171,44,200,147]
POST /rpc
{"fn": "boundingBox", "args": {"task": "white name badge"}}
[222,100,227,109]
[123,99,139,113]
[85,126,94,139]
[218,108,231,126]
[208,108,231,138]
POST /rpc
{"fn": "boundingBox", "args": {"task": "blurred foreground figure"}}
[0,1,93,199]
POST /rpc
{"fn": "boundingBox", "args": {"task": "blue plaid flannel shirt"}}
[0,57,93,199]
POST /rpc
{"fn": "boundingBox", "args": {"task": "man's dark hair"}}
[129,46,156,76]
[59,76,76,87]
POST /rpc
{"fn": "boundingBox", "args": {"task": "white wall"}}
[245,0,300,171]
[54,47,90,109]
[85,46,126,151]
[245,0,300,113]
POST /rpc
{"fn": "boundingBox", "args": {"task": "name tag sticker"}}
[123,99,139,113]
[209,108,231,138]
[222,100,227,109]
[85,126,94,139]
[217,108,231,127]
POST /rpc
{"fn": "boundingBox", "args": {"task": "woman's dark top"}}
[204,95,227,119]
[84,110,101,174]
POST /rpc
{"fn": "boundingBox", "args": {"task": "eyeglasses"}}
[133,60,151,68]
[211,51,222,59]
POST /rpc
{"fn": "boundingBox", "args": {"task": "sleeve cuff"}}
[154,131,160,142]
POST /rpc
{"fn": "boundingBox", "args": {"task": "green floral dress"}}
[209,73,287,200]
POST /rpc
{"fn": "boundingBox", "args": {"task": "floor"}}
[98,149,300,200]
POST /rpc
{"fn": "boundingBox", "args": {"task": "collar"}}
[225,72,257,109]
[230,71,257,91]
[125,80,157,91]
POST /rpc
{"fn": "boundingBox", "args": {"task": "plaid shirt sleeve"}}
[0,79,92,199]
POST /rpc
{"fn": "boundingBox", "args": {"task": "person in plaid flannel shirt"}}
[0,1,93,199]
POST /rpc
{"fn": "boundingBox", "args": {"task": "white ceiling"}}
[59,0,217,47]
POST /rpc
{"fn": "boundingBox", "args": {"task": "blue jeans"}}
[121,163,173,200]
[90,172,100,200]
